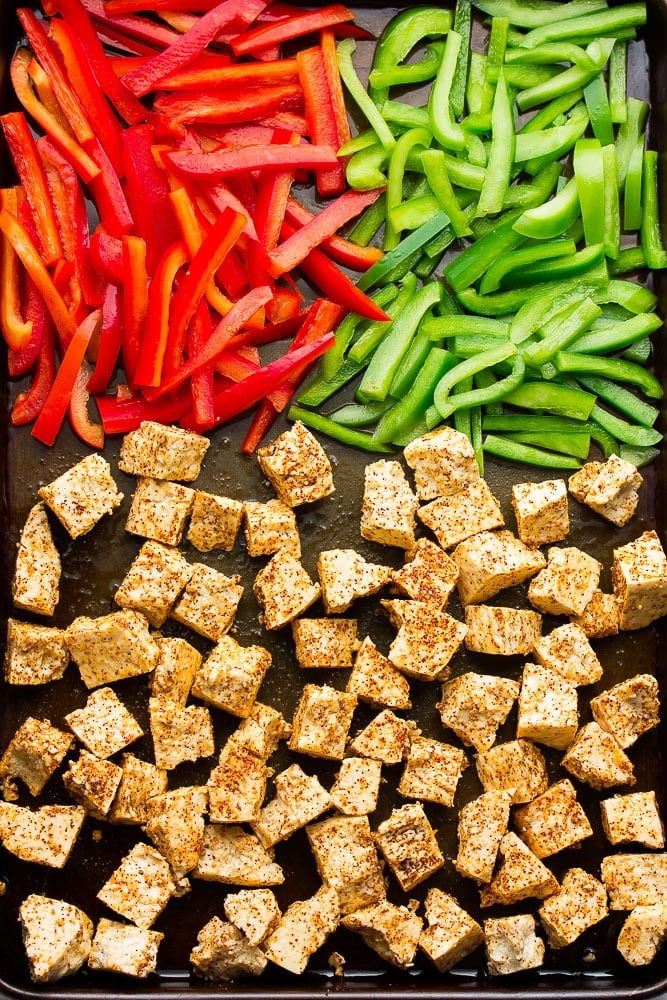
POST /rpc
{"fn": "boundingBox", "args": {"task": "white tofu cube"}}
[318,548,391,614]
[0,716,73,799]
[346,636,412,711]
[97,841,178,928]
[256,420,334,507]
[88,919,163,978]
[19,894,92,982]
[479,832,559,908]
[569,454,643,526]
[144,785,208,878]
[254,549,320,629]
[475,738,549,804]
[253,763,332,847]
[511,478,569,547]
[4,619,69,685]
[307,814,386,914]
[119,420,209,481]
[590,673,660,748]
[124,477,194,545]
[171,562,243,640]
[192,635,271,718]
[513,779,593,859]
[403,425,479,500]
[207,738,269,825]
[419,888,484,972]
[114,540,192,627]
[528,545,602,617]
[612,530,667,630]
[0,802,85,868]
[398,735,467,807]
[516,661,578,750]
[65,609,159,689]
[12,502,61,616]
[391,537,459,610]
[194,824,284,887]
[532,621,603,685]
[538,868,608,948]
[454,789,513,884]
[62,750,123,820]
[561,721,635,790]
[601,853,667,909]
[224,889,280,946]
[453,530,546,605]
[150,636,201,706]
[190,917,266,980]
[464,605,542,657]
[292,617,359,668]
[360,459,418,549]
[571,589,620,639]
[384,600,468,681]
[243,498,300,558]
[65,686,143,758]
[39,454,123,538]
[418,478,505,550]
[348,709,418,765]
[617,904,667,966]
[437,672,520,752]
[108,754,168,826]
[601,791,665,849]
[289,684,357,760]
[263,884,339,974]
[329,757,382,816]
[187,491,243,553]
[484,914,545,976]
[342,898,422,969]
[374,801,444,892]
[149,696,215,770]
[231,701,290,760]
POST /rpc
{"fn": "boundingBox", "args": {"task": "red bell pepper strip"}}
[121,124,181,273]
[7,272,47,377]
[105,0,236,14]
[0,189,34,352]
[230,4,355,56]
[153,84,304,128]
[249,128,300,281]
[39,155,85,321]
[283,196,383,270]
[86,136,135,238]
[11,315,57,426]
[90,226,124,285]
[158,57,299,91]
[95,383,193,434]
[80,0,185,49]
[31,307,101,446]
[133,240,188,387]
[195,178,258,241]
[68,357,105,448]
[187,300,216,431]
[86,283,123,394]
[121,235,149,384]
[320,26,352,146]
[165,142,340,179]
[297,45,346,197]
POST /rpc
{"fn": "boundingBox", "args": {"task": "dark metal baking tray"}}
[1,1,666,997]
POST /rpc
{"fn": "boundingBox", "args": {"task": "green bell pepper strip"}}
[505,41,596,71]
[424,315,510,338]
[519,3,647,47]
[479,15,510,112]
[452,377,474,440]
[296,357,365,407]
[514,104,590,166]
[521,295,602,366]
[568,311,662,355]
[483,434,582,468]
[380,101,431,132]
[583,73,614,146]
[619,444,660,467]
[436,353,526,418]
[474,368,503,415]
[421,149,473,237]
[372,346,457,444]
[385,126,433,249]
[574,137,606,247]
[450,0,472,118]
[389,312,440,397]
[588,401,663,447]
[622,336,651,364]
[322,284,398,381]
[337,38,396,150]
[479,239,577,294]
[482,412,618,458]
[466,50,490,115]
[576,374,659,428]
[623,137,644,231]
[389,196,442,233]
[473,0,609,29]
[287,405,391,452]
[357,213,450,291]
[477,69,514,218]
[368,42,444,90]
[428,30,466,152]
[450,333,510,357]
[615,97,648,189]
[602,143,621,259]
[513,175,581,239]
[516,38,614,112]
[505,429,591,459]
[640,150,667,269]
[595,278,656,313]
[502,379,596,419]
[346,192,387,247]
[518,88,585,134]
[502,241,606,289]
[433,341,518,417]
[345,144,389,190]
[329,400,389,426]
[337,129,379,157]
[553,351,663,399]
[608,39,628,124]
[444,211,526,292]
[502,162,563,211]
[349,273,418,363]
[368,6,454,108]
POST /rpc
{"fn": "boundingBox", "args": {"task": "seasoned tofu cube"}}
[108,753,168,825]
[232,701,290,760]
[0,716,73,800]
[187,491,243,553]
[464,605,542,657]
[513,779,593,859]
[289,684,357,760]
[190,917,266,980]
[65,686,143,758]
[63,750,123,820]
[516,661,578,750]
[342,899,422,969]
[360,459,418,549]
[475,738,549,804]
[403,425,479,501]
[601,853,667,909]
[568,460,602,503]
[243,498,300,558]
[39,454,123,539]
[528,545,602,617]
[391,537,459,610]
[318,548,391,614]
[263,884,339,975]
[114,540,192,627]
[346,636,412,711]
[348,709,418,765]
[383,600,468,681]
[97,841,178,928]
[437,672,520,752]
[453,530,546,606]
[590,673,660,748]
[252,763,332,847]
[65,609,159,689]
[532,621,604,685]
[12,502,61,616]
[149,696,215,771]
[88,919,163,979]
[398,735,467,807]
[375,801,444,892]
[329,757,382,816]
[224,889,281,946]
[170,562,243,640]
[454,789,513,884]
[4,619,69,685]
[119,420,209,481]
[616,904,667,966]
[151,636,201,706]
[254,549,320,629]
[484,914,545,976]
[307,814,386,914]
[611,530,667,630]
[479,832,559,908]
[207,738,269,825]
[561,721,635,790]
[124,477,195,545]
[192,635,271,718]
[256,421,334,507]
[569,454,643,526]
[538,868,608,948]
[419,888,484,973]
[19,894,92,982]
[418,479,505,550]
[194,824,284,887]
[571,589,620,639]
[511,478,569,547]
[144,785,208,878]
[601,791,665,849]
[292,617,359,669]
[0,802,85,867]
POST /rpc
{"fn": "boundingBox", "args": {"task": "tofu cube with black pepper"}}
[19,894,93,982]
[207,738,269,825]
[257,421,334,507]
[398,735,467,807]
[571,589,620,638]
[617,904,667,966]
[149,696,215,770]
[171,562,243,640]
[475,738,549,804]
[0,802,85,867]
[243,498,301,558]
[263,884,340,974]
[329,757,382,816]
[342,899,422,969]
[453,530,546,605]
[418,478,505,550]
[601,791,665,849]
[391,537,459,610]
[318,548,391,614]
[464,605,542,657]
[253,763,332,848]
[348,709,418,764]
[194,824,284,886]
[65,609,160,689]
[484,914,545,976]
[187,491,243,553]
[151,636,201,706]
[360,459,418,549]
[532,621,604,685]
[346,636,412,711]
[119,420,209,481]
[88,919,163,978]
[528,545,602,617]
[601,853,667,909]
[289,684,357,760]
[383,600,468,681]
[513,779,593,859]
[612,530,667,630]
[307,814,386,914]
[0,716,73,800]
[538,868,608,949]
[190,917,267,980]
[124,477,195,545]
[39,454,123,538]
[224,889,281,946]
[403,425,480,501]
[63,750,123,820]
[374,801,444,892]
[114,540,192,627]
[437,672,520,752]
[97,841,178,928]
[192,634,271,718]
[4,619,69,685]
[454,789,513,884]
[479,832,559,908]
[254,549,321,629]
[292,617,359,668]
[232,701,290,760]
[144,785,208,878]
[65,686,143,758]
[561,721,635,790]
[516,661,578,750]
[591,673,660,748]
[569,454,642,526]
[511,478,569,547]
[108,753,168,825]
[12,502,61,616]
[419,889,484,973]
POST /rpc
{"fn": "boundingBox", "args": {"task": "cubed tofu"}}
[108,754,168,826]
[97,841,178,928]
[516,661,578,750]
[348,709,418,765]
[437,672,520,752]
[252,763,332,847]
[151,636,201,706]
[612,530,667,630]
[19,894,93,982]
[484,914,545,976]
[190,917,266,980]
[418,478,505,550]
[292,617,359,669]
[571,589,620,639]
[192,635,271,718]
[0,802,85,867]
[263,884,340,974]
[532,621,604,685]
[88,919,163,979]
[232,701,290,760]
[307,814,386,914]
[256,421,334,507]
[207,739,269,825]
[342,899,422,969]
[454,789,513,884]
[528,545,602,617]
[590,673,660,748]
[124,477,195,545]
[65,686,143,758]
[453,530,546,606]
[374,801,444,892]
[538,868,608,949]
[475,738,549,805]
[12,502,61,616]
[243,498,300,558]
[561,721,635,790]
[194,824,284,887]
[403,426,479,501]
[149,696,215,770]
[144,785,208,878]
[398,735,467,807]
[224,889,281,946]
[118,421,209,481]
[568,461,602,503]
[63,751,123,820]
[464,605,542,657]
[254,549,320,629]
[170,563,243,640]
[513,779,593,859]
[479,832,559,908]
[0,716,73,799]
[65,610,159,690]
[360,460,418,549]
[4,619,69,685]
[288,684,357,760]
[346,636,412,711]
[318,548,391,615]
[419,889,484,973]
[511,479,569,547]
[329,757,382,816]
[114,540,192,627]
[601,853,667,909]
[601,791,665,849]
[617,904,667,966]
[569,455,643,526]
[383,600,468,681]
[391,537,459,610]
[187,491,243,553]
[39,454,123,539]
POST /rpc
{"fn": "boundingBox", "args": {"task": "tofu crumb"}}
[190,916,267,981]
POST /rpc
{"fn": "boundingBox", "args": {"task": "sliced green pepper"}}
[433,341,518,417]
[473,0,610,29]
[502,379,596,419]
[368,5,454,108]
[428,29,466,151]
[583,73,614,146]
[483,434,582,469]
[623,137,644,231]
[553,351,663,398]
[568,311,662,355]
[349,273,418,363]
[373,346,457,444]
[476,68,515,217]
[576,374,660,428]
[640,149,667,269]
[521,295,602,366]
[450,0,472,119]
[421,148,473,237]
[357,213,450,290]
[608,39,628,124]
[513,175,581,239]
[514,103,589,166]
[368,42,444,90]
[519,4,647,47]
[287,405,392,452]
[479,239,577,294]
[574,136,606,246]
[589,401,663,447]
[385,126,433,249]
[445,210,526,292]
[337,37,396,150]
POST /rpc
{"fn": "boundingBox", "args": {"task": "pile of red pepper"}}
[0,0,389,450]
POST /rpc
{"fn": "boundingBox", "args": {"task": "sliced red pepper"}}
[297,44,346,197]
[68,357,104,448]
[134,240,188,388]
[121,235,149,384]
[86,282,123,394]
[104,0,231,12]
[265,285,303,324]
[95,382,193,434]
[11,314,56,426]
[165,141,340,179]
[158,56,298,91]
[153,84,303,128]
[7,273,47,377]
[230,4,355,56]
[320,26,352,147]
[0,188,34,352]
[80,0,185,50]
[90,226,124,285]
[187,300,216,431]
[121,124,181,273]
[284,196,383,270]
[38,154,85,320]
[86,136,135,238]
